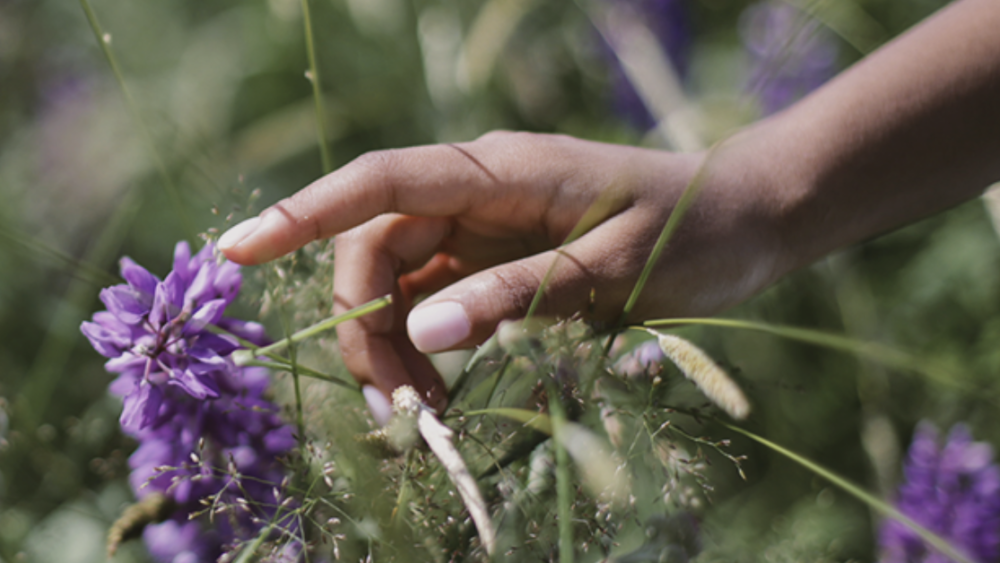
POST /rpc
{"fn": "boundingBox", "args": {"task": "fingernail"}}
[363,386,393,426]
[407,301,471,353]
[218,217,261,251]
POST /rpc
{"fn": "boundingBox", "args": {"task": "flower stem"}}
[604,141,721,356]
[725,422,974,563]
[78,0,194,240]
[252,295,392,357]
[547,387,575,563]
[300,0,333,174]
[237,359,355,390]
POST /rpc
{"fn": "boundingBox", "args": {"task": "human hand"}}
[218,131,788,420]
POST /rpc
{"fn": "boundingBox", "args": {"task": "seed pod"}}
[107,493,175,557]
[652,331,750,420]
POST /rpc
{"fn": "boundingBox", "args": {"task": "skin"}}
[220,0,1000,412]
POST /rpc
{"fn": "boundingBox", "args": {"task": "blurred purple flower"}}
[82,241,300,562]
[606,0,692,130]
[880,422,1000,563]
[739,1,838,115]
[614,339,666,378]
[81,241,258,433]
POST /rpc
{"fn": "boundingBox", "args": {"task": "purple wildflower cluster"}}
[880,422,1000,563]
[739,1,838,115]
[82,242,298,563]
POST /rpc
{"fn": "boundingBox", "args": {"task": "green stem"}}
[251,295,392,357]
[17,190,141,432]
[300,0,333,174]
[288,341,307,447]
[0,224,120,286]
[547,388,574,563]
[605,142,721,355]
[78,0,194,240]
[725,423,975,563]
[238,359,355,390]
[642,317,957,389]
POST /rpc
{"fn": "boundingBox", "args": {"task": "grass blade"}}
[549,390,575,563]
[463,407,553,435]
[78,0,193,240]
[525,188,629,321]
[613,145,716,336]
[300,0,333,174]
[641,318,957,389]
[725,423,976,563]
[0,224,119,287]
[237,359,356,390]
[245,295,392,358]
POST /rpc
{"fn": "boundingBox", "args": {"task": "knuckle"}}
[476,129,515,142]
[486,263,541,317]
[353,148,398,174]
[352,149,401,211]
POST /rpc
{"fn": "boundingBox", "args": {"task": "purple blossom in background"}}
[739,1,838,115]
[614,338,666,377]
[82,241,299,563]
[606,0,692,130]
[880,422,1000,563]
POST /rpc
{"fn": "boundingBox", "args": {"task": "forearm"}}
[743,0,1000,271]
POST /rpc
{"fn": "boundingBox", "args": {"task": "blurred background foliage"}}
[3,0,994,561]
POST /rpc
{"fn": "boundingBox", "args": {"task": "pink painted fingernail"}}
[218,217,261,251]
[407,302,471,353]
[363,386,393,426]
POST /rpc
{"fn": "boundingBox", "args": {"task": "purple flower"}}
[739,1,838,115]
[143,519,216,563]
[82,241,261,433]
[127,374,298,560]
[606,0,692,130]
[83,241,300,562]
[880,422,1000,563]
[614,339,666,377]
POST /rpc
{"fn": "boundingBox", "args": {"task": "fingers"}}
[406,213,648,353]
[332,214,452,412]
[218,133,562,265]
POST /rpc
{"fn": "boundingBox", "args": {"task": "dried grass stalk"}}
[652,331,751,420]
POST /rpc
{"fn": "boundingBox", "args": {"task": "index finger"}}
[219,140,515,265]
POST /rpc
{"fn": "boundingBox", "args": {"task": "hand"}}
[218,131,788,418]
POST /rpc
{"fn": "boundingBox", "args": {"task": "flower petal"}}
[81,318,131,358]
[120,257,159,302]
[100,286,149,325]
[121,381,164,433]
[172,241,194,283]
[171,369,220,399]
[186,298,227,334]
[216,318,269,347]
[150,273,185,329]
[191,332,239,357]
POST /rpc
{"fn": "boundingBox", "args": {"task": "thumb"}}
[406,227,635,353]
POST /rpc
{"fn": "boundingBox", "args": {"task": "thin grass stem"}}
[78,0,193,240]
[300,0,333,174]
[524,190,627,321]
[608,143,720,354]
[547,388,575,563]
[0,224,120,286]
[725,423,975,563]
[250,295,392,357]
[18,189,142,431]
[642,317,959,389]
[237,359,355,390]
